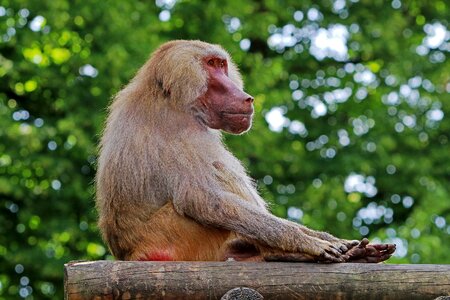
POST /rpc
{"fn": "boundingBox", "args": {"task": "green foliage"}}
[0,0,449,298]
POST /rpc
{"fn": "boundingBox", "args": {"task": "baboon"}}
[96,40,395,262]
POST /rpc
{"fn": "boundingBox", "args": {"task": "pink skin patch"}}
[138,250,174,261]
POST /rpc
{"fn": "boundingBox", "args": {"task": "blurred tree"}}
[0,0,448,298]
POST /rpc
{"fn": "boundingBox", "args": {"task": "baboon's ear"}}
[155,79,171,98]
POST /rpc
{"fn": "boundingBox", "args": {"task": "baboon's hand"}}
[344,238,396,263]
[327,238,359,254]
[305,238,348,263]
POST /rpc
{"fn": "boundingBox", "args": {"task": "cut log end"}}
[221,287,263,300]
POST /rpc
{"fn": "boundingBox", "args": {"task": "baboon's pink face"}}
[196,56,254,135]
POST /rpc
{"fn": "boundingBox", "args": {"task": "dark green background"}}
[0,0,449,299]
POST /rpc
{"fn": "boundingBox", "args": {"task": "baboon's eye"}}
[220,60,225,68]
[207,59,214,66]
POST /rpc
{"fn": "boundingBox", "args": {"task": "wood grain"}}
[64,260,450,300]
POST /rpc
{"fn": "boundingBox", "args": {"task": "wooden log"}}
[64,260,450,300]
